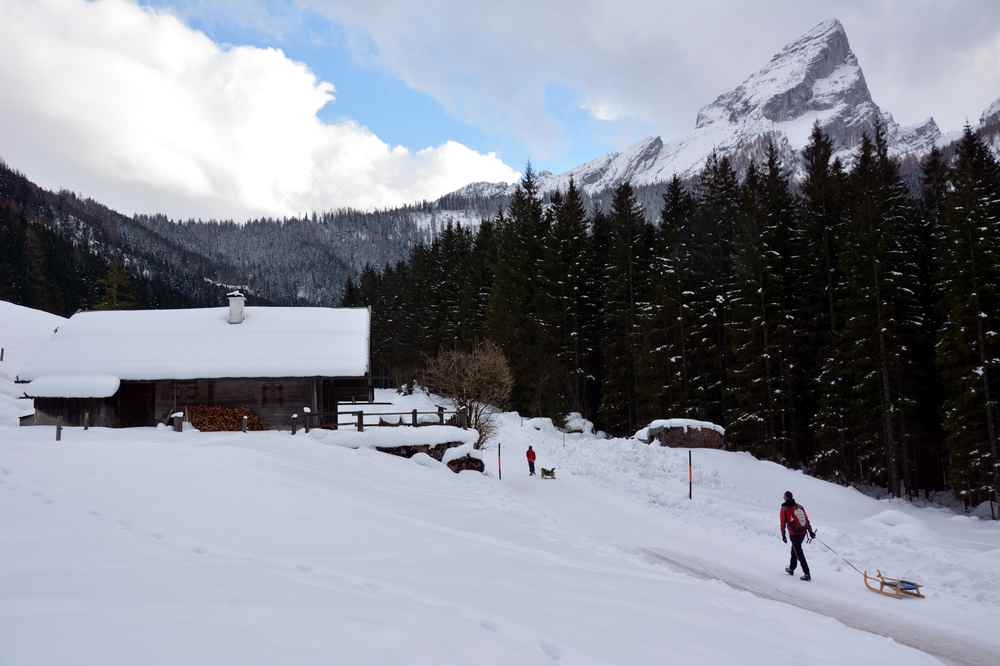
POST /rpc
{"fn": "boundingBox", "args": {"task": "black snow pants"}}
[788,533,810,576]
[528,460,536,476]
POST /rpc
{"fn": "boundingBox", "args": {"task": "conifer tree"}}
[540,179,591,413]
[730,145,798,460]
[687,155,742,426]
[600,182,654,433]
[650,176,696,419]
[938,127,1000,503]
[95,259,138,310]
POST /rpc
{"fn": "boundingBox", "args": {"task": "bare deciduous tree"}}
[423,341,513,448]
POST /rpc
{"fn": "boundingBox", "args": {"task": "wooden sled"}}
[540,467,556,479]
[864,569,924,599]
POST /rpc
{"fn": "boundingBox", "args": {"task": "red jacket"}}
[780,501,812,537]
[526,449,536,462]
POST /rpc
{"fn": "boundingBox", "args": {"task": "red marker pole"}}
[688,450,693,500]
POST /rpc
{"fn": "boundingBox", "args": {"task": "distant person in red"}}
[780,491,816,581]
[526,446,536,476]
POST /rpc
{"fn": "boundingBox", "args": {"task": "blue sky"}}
[148,0,625,176]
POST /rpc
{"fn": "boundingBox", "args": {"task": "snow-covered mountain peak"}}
[443,19,957,202]
[695,18,876,150]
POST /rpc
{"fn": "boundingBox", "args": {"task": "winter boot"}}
[785,567,794,575]
[800,573,811,581]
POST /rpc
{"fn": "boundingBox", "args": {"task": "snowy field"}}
[2,399,998,665]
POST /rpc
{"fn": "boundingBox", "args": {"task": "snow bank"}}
[309,425,477,450]
[634,418,725,442]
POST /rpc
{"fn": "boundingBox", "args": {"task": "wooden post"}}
[355,411,364,432]
[242,415,248,433]
[412,409,418,427]
[0,347,4,362]
[332,403,338,431]
[438,406,445,425]
[56,422,62,442]
[498,442,502,480]
[688,450,693,500]
[84,411,90,430]
[291,413,298,435]
[304,411,311,434]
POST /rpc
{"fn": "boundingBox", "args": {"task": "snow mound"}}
[562,412,595,435]
[0,301,65,424]
[310,425,477,450]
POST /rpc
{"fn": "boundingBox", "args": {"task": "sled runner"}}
[864,569,924,599]
[540,467,556,479]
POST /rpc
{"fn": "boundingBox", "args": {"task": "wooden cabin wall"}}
[30,397,116,427]
[154,378,318,429]
[27,376,371,430]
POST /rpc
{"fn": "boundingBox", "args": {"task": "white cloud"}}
[0,0,519,219]
[304,0,1000,156]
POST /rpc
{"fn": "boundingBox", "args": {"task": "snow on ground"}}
[0,301,64,425]
[498,413,1000,664]
[3,399,998,665]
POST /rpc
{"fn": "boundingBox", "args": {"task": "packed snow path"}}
[1,414,997,664]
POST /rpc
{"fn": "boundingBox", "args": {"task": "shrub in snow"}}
[423,341,512,449]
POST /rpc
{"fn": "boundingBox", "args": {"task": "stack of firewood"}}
[188,405,267,431]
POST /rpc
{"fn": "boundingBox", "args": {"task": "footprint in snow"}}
[539,640,561,661]
[151,532,165,541]
[193,546,208,555]
[296,564,314,574]
[89,510,102,517]
[0,467,10,475]
[480,619,498,632]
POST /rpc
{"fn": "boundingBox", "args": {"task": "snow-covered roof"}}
[24,374,121,398]
[19,306,370,397]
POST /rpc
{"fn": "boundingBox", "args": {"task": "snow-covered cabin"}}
[17,293,372,428]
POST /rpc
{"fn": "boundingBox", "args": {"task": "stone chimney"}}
[227,290,245,324]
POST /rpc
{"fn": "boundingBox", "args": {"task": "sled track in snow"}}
[640,548,984,666]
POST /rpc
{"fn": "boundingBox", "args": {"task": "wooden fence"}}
[292,405,468,434]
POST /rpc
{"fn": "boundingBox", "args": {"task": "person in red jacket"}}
[526,446,537,476]
[780,491,816,581]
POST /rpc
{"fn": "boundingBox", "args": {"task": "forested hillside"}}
[348,123,1000,503]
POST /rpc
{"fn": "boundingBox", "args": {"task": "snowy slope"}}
[0,301,64,425]
[2,406,998,664]
[453,19,948,200]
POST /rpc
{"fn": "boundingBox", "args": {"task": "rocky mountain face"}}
[456,19,949,200]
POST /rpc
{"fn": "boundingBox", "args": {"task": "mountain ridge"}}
[454,18,982,200]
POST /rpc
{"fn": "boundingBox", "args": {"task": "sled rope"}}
[814,537,865,576]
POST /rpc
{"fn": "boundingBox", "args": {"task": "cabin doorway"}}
[117,382,156,427]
